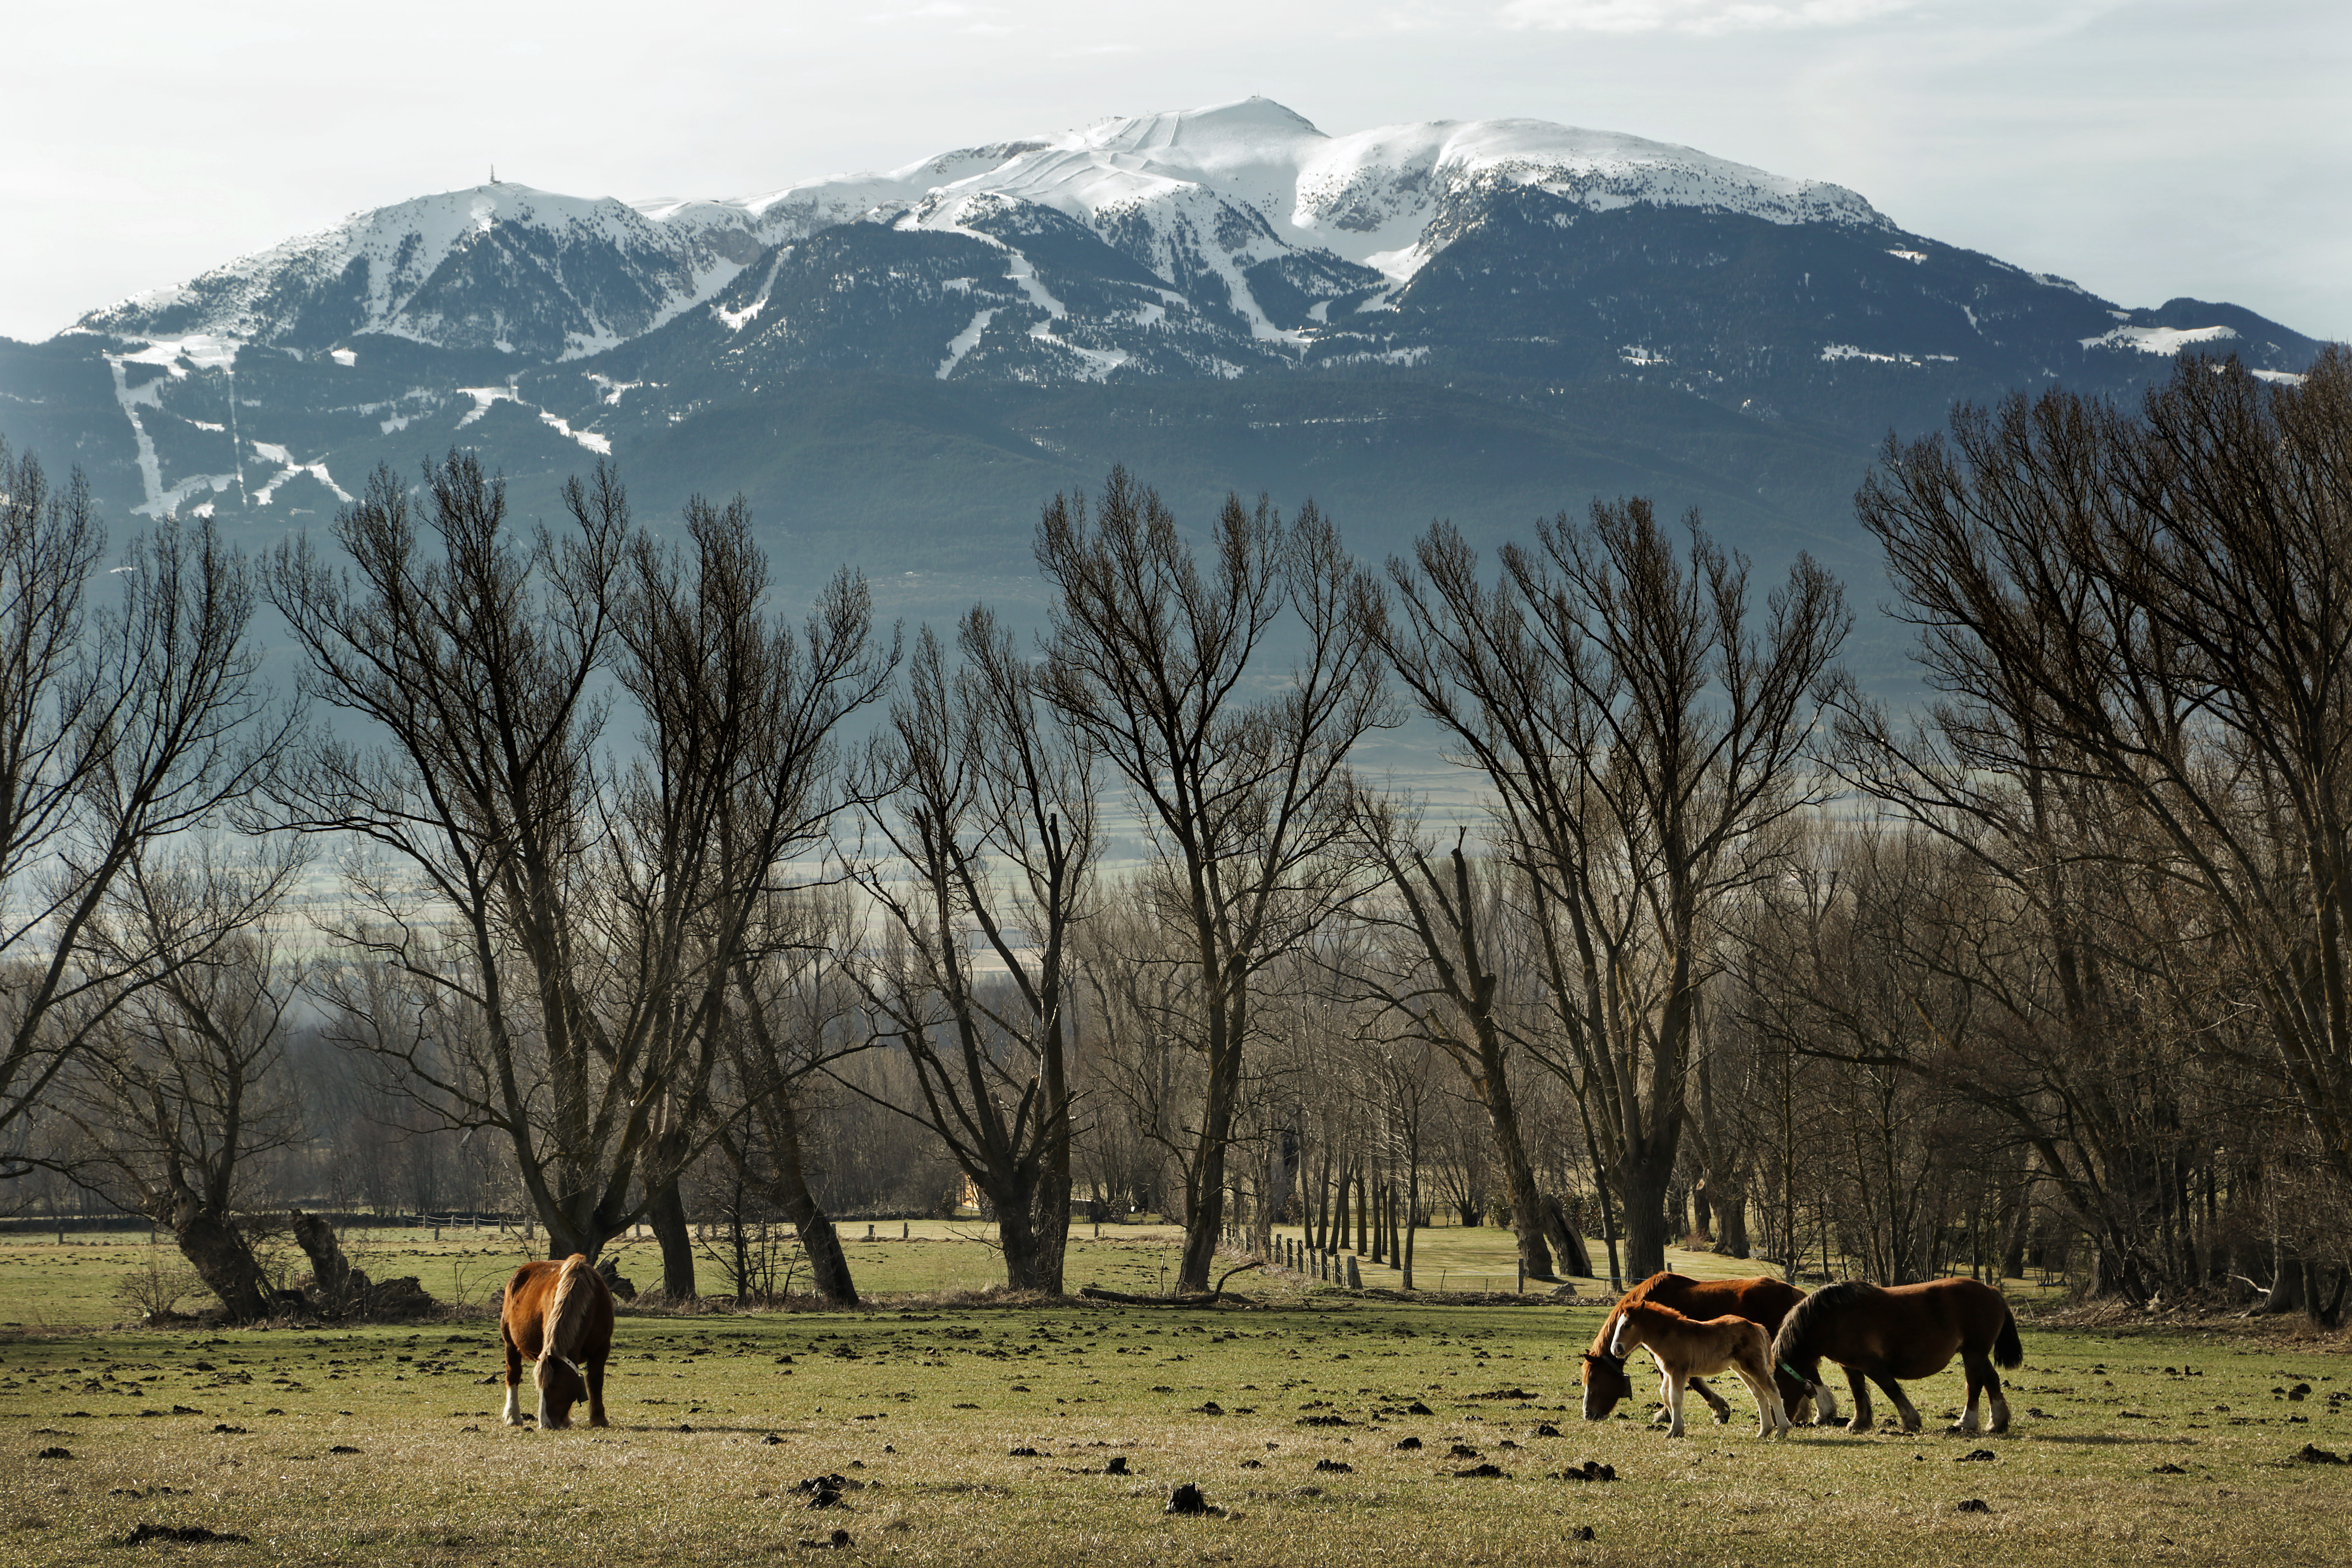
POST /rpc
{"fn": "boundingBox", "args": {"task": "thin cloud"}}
[1499,0,1915,33]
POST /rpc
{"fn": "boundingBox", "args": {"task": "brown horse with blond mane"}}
[1769,1277,2022,1435]
[1607,1298,1792,1437]
[500,1255,615,1430]
[1582,1272,1838,1426]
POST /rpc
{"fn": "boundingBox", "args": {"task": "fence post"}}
[1346,1255,1363,1289]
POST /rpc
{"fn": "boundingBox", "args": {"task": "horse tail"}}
[543,1254,599,1369]
[1993,1303,2023,1370]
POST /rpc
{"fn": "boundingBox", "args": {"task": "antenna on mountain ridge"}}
[490,163,498,185]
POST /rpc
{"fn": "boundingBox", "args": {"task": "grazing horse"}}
[1581,1272,1838,1426]
[1606,1300,1792,1438]
[1769,1278,2022,1436]
[500,1255,615,1430]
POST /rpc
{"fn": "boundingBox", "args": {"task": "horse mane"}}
[542,1255,600,1368]
[1624,1298,1700,1327]
[1770,1279,1875,1368]
[1587,1270,1691,1359]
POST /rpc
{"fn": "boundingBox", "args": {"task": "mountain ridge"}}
[0,97,2323,644]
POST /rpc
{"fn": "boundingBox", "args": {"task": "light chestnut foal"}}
[1608,1298,1793,1438]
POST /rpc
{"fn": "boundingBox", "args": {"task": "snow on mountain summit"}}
[713,98,1889,280]
[71,99,1890,358]
[79,182,762,358]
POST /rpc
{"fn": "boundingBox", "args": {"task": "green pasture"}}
[3,1223,2348,1568]
[0,1217,1824,1332]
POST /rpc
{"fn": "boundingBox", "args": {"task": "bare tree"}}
[273,457,887,1265]
[1379,501,1849,1278]
[852,610,1096,1292]
[38,839,307,1318]
[1846,349,2352,1307]
[1341,793,1593,1278]
[606,501,892,1295]
[1036,467,1394,1292]
[0,445,288,1178]
[713,891,873,1304]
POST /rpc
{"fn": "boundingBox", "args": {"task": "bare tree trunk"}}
[292,1211,358,1304]
[1623,1158,1680,1282]
[1713,1181,1752,1258]
[647,1180,697,1300]
[1401,1172,1419,1291]
[176,1200,268,1322]
[1541,1196,1593,1277]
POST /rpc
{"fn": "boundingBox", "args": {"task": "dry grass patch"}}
[3,1253,2348,1565]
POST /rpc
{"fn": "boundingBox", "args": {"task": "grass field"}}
[3,1223,2347,1567]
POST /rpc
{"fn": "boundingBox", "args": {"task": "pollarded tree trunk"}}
[175,1197,268,1322]
[292,1210,359,1305]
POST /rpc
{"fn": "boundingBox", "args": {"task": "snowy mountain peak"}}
[71,100,1893,361]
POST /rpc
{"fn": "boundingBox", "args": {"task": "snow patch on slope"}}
[2080,323,2238,354]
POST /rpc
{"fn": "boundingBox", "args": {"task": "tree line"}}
[1,347,2345,1323]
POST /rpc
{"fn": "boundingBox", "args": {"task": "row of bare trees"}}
[2,347,2347,1322]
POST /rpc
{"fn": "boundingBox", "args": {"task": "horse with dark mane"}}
[1770,1277,2022,1435]
[1607,1299,1792,1438]
[1582,1271,1837,1425]
[500,1255,615,1430]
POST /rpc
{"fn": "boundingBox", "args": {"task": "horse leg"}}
[501,1334,525,1427]
[1873,1374,1922,1433]
[1735,1366,1787,1438]
[586,1354,610,1429]
[1843,1368,1874,1435]
[1650,1361,1675,1425]
[1811,1379,1842,1427]
[1664,1370,1689,1438]
[1693,1376,1733,1424]
[1960,1348,2010,1434]
[1951,1352,1987,1434]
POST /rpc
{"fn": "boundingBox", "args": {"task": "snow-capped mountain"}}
[80,184,767,361]
[85,99,1889,361]
[1,98,2321,582]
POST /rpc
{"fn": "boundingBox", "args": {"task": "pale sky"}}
[3,0,2344,345]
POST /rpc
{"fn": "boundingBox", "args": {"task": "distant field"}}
[0,1217,1906,1331]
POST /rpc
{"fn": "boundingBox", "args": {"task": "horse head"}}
[533,1351,587,1429]
[1580,1350,1631,1421]
[1771,1356,1815,1420]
